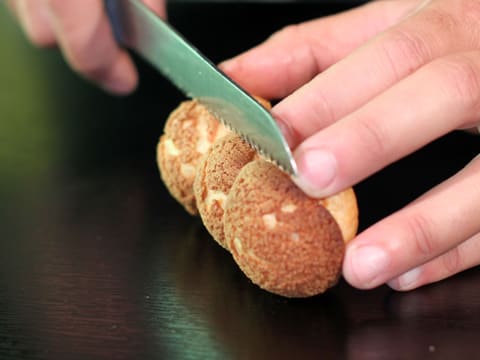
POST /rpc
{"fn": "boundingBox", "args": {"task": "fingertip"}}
[101,52,138,95]
[24,25,56,48]
[16,1,56,48]
[218,58,239,78]
[218,47,291,99]
[342,243,391,289]
[218,55,259,94]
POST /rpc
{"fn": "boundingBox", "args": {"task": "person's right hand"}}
[7,0,165,95]
[220,0,480,292]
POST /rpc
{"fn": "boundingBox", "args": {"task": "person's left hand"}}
[220,0,480,291]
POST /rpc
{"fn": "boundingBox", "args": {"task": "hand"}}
[7,0,165,95]
[220,0,480,291]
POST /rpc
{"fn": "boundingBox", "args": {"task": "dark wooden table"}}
[1,2,480,359]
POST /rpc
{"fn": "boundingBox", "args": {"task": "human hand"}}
[220,0,480,291]
[7,0,165,95]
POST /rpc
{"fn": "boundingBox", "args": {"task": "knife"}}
[104,0,297,176]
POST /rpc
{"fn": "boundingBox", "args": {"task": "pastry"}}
[194,133,258,248]
[224,160,358,297]
[157,98,359,297]
[157,100,229,214]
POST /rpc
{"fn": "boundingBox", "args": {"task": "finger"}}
[46,0,137,95]
[273,0,480,148]
[219,0,422,99]
[292,51,480,198]
[13,0,56,47]
[343,154,480,289]
[142,0,167,19]
[388,232,480,291]
[6,0,19,17]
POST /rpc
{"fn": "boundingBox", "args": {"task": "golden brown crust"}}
[157,97,359,298]
[157,100,229,215]
[194,134,257,248]
[224,160,345,298]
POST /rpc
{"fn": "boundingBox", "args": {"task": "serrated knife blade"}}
[105,0,297,175]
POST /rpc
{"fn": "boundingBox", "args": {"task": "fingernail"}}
[218,59,237,74]
[388,267,422,291]
[347,246,390,288]
[273,114,297,148]
[292,148,337,198]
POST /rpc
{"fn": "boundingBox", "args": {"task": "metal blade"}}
[105,0,297,175]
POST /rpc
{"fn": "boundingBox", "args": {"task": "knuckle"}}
[271,23,320,65]
[419,7,458,34]
[405,213,436,258]
[442,247,462,275]
[270,24,300,43]
[354,117,388,159]
[309,88,336,128]
[378,28,432,80]
[434,56,480,113]
[268,23,323,97]
[268,25,300,90]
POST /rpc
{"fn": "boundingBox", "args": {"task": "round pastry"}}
[224,160,358,298]
[157,100,229,215]
[157,97,359,298]
[194,133,258,248]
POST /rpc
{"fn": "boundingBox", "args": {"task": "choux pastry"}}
[157,100,229,214]
[157,99,359,297]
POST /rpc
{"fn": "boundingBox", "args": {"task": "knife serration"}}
[105,0,297,175]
